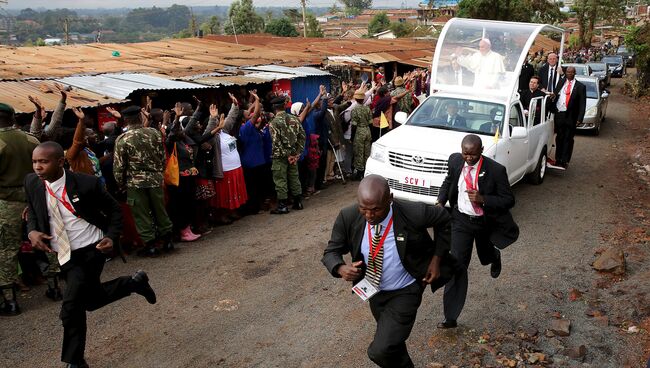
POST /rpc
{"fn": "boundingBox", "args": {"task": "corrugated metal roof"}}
[0,80,125,114]
[55,73,212,99]
[242,65,331,77]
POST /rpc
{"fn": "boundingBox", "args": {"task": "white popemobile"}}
[365,18,565,204]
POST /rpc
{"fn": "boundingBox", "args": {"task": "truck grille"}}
[387,178,440,197]
[388,151,448,174]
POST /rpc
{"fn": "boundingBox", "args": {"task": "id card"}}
[352,278,379,302]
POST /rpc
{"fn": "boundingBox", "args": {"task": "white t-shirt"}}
[219,131,241,171]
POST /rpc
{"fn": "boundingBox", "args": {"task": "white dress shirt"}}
[555,79,576,113]
[457,161,482,216]
[46,172,104,253]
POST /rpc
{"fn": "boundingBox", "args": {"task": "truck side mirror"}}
[510,126,527,139]
[394,111,408,125]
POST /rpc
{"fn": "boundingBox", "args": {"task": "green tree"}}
[339,0,372,11]
[35,37,46,46]
[328,4,341,14]
[283,8,302,23]
[572,0,624,49]
[624,25,650,96]
[223,0,265,35]
[368,12,390,36]
[305,14,324,37]
[458,0,564,24]
[174,28,193,38]
[200,16,221,35]
[265,17,299,37]
[389,22,414,38]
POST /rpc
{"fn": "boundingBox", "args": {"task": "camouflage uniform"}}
[114,125,172,244]
[0,127,39,295]
[391,86,414,114]
[351,105,372,172]
[270,112,303,200]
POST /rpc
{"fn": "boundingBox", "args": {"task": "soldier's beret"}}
[270,96,286,106]
[121,105,141,117]
[0,103,15,115]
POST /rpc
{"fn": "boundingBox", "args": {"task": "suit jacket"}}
[441,65,474,87]
[434,114,468,129]
[24,170,123,244]
[322,199,456,289]
[520,89,546,112]
[437,153,519,249]
[518,63,535,92]
[551,77,587,123]
[538,63,560,92]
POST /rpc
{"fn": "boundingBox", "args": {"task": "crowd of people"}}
[0,68,431,315]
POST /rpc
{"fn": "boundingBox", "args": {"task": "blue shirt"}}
[239,120,266,168]
[361,206,416,291]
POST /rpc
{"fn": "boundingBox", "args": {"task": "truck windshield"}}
[407,96,506,135]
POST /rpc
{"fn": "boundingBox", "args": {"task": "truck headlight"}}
[370,143,387,163]
[585,106,597,117]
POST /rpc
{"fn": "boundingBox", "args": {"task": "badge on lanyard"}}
[352,278,378,302]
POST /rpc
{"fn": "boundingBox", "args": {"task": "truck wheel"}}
[527,151,546,185]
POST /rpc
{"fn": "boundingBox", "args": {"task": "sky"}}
[5,0,422,9]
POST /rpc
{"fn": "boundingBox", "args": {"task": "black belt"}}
[454,206,485,223]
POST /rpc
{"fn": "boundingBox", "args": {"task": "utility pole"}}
[190,7,197,37]
[64,17,70,45]
[300,0,307,38]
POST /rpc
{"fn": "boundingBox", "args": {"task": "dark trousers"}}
[367,282,424,368]
[243,165,265,213]
[60,246,133,364]
[554,112,576,165]
[442,208,498,321]
[167,176,196,230]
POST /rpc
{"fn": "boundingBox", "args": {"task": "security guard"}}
[269,96,304,214]
[0,103,40,315]
[113,106,173,256]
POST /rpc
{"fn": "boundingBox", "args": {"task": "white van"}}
[365,18,565,204]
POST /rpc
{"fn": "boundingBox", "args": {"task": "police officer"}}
[113,106,173,256]
[0,103,40,315]
[269,96,304,214]
[351,91,372,180]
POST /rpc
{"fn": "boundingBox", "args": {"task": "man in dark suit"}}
[322,175,461,368]
[435,134,519,329]
[518,59,535,92]
[433,101,468,129]
[441,58,475,87]
[538,52,562,94]
[550,66,586,169]
[520,76,546,112]
[25,141,157,368]
[520,76,547,126]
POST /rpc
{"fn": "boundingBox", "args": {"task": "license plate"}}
[403,176,429,188]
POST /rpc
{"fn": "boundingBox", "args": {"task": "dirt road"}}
[2,77,648,367]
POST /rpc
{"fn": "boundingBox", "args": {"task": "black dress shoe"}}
[491,249,502,279]
[131,270,157,304]
[45,287,63,301]
[437,319,457,329]
[65,358,89,368]
[0,299,21,316]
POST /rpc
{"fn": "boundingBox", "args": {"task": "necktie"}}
[565,80,572,107]
[448,116,454,126]
[549,68,555,93]
[464,166,484,216]
[48,188,72,265]
[366,224,383,288]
